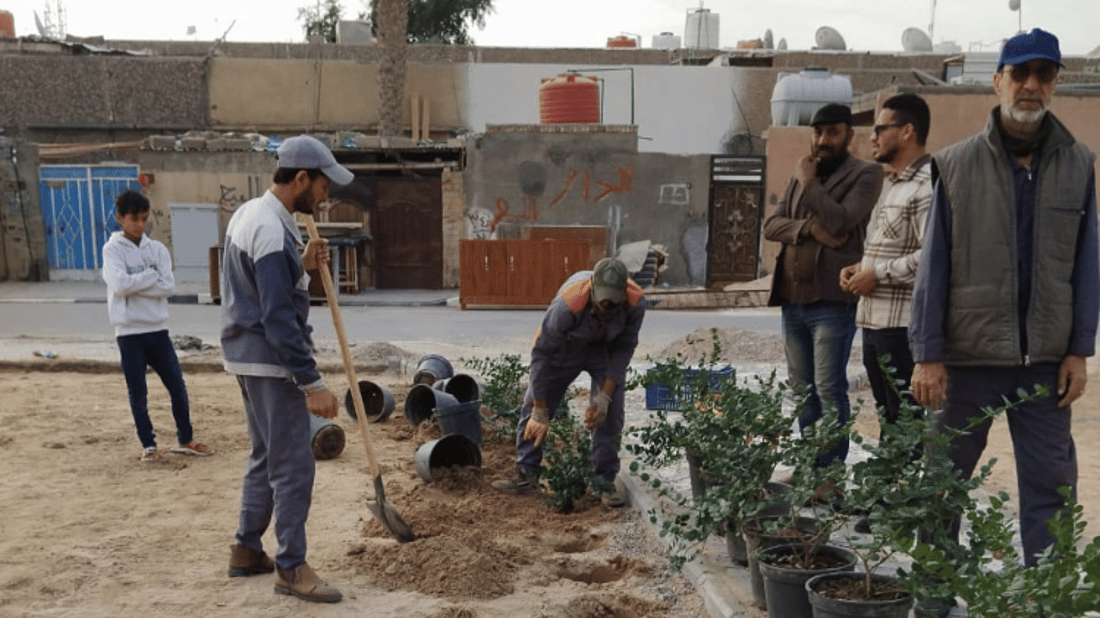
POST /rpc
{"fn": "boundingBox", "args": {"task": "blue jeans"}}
[116,329,191,448]
[781,302,857,466]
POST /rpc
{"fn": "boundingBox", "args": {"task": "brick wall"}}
[440,168,465,288]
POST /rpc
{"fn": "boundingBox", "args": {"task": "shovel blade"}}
[369,476,415,543]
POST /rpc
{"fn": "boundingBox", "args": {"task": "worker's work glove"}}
[585,391,612,430]
[523,402,551,447]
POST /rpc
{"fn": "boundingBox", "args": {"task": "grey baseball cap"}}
[276,135,354,186]
[591,258,629,304]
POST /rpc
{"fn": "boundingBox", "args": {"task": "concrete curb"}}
[620,466,757,618]
[0,295,455,307]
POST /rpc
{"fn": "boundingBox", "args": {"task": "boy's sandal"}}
[170,441,213,456]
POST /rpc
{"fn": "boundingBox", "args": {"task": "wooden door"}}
[707,156,765,287]
[374,177,442,289]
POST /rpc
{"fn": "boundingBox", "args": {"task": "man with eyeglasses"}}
[840,93,933,533]
[765,103,884,486]
[910,28,1099,574]
[493,257,645,508]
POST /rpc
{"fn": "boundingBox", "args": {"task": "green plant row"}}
[622,332,1100,614]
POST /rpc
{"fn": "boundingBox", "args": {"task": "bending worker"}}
[494,257,646,507]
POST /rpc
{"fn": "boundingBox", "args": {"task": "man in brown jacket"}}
[765,103,884,471]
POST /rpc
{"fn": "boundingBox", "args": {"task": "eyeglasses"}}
[872,122,907,136]
[1008,62,1058,85]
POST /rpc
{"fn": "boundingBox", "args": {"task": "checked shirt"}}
[856,154,932,330]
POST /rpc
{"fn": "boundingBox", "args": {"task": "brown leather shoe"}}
[228,544,275,577]
[274,563,342,603]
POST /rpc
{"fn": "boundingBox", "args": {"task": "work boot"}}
[227,544,275,577]
[600,487,627,508]
[491,468,541,496]
[274,563,342,603]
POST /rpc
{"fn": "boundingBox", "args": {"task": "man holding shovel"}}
[220,135,353,603]
[493,258,646,507]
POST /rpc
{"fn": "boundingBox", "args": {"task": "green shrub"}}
[541,411,609,513]
[461,353,528,442]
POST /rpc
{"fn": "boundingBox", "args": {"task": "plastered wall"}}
[463,127,711,286]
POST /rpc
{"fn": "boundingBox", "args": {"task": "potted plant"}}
[908,476,1100,617]
[746,402,854,613]
[803,369,1052,618]
[624,331,793,573]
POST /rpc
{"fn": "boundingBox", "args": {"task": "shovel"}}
[302,215,415,543]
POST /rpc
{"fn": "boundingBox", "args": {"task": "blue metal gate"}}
[38,165,140,279]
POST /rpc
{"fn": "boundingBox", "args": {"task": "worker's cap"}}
[591,258,629,305]
[276,135,354,186]
[810,103,852,127]
[998,28,1063,72]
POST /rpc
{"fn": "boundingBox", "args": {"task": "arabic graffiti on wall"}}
[474,164,635,234]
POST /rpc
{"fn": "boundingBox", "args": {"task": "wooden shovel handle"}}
[301,215,382,479]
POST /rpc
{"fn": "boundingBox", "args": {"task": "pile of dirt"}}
[654,326,787,366]
[654,326,863,367]
[350,341,419,365]
[346,430,633,601]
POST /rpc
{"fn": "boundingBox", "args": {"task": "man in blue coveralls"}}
[493,257,646,507]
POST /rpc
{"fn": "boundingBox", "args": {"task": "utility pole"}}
[928,0,937,43]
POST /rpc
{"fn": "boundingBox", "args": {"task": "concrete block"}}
[354,135,382,148]
[206,137,251,151]
[146,135,177,150]
[179,137,206,151]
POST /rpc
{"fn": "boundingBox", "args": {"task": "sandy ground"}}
[1,329,1097,618]
[0,363,706,618]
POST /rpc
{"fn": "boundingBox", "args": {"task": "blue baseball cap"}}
[276,135,354,186]
[998,28,1063,72]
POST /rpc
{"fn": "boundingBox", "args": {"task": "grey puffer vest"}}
[933,110,1094,366]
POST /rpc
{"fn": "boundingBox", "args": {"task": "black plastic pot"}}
[724,481,796,566]
[756,543,857,618]
[805,572,914,618]
[404,383,459,426]
[685,449,722,501]
[742,515,822,610]
[344,379,395,423]
[308,414,345,460]
[436,400,482,445]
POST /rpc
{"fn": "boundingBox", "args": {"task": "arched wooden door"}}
[373,176,442,289]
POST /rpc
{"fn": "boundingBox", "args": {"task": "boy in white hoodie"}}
[102,189,212,462]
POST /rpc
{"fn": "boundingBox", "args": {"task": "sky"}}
[4,0,1099,56]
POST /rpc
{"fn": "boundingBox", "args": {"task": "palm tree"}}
[376,0,408,138]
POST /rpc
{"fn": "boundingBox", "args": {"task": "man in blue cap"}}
[221,135,354,603]
[911,27,1098,578]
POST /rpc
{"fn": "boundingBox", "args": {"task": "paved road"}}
[0,298,784,362]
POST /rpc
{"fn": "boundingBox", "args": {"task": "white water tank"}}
[685,8,719,49]
[770,68,853,126]
[652,31,681,50]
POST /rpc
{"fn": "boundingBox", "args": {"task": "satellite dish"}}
[902,27,933,52]
[777,38,788,51]
[815,26,846,51]
[764,28,774,49]
[34,10,46,37]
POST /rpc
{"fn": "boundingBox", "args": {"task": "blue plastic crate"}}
[644,365,734,410]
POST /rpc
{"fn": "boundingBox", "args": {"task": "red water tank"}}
[606,35,637,48]
[0,11,15,38]
[539,74,600,124]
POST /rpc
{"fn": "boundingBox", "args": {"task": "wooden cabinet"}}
[459,239,590,309]
[521,225,607,270]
